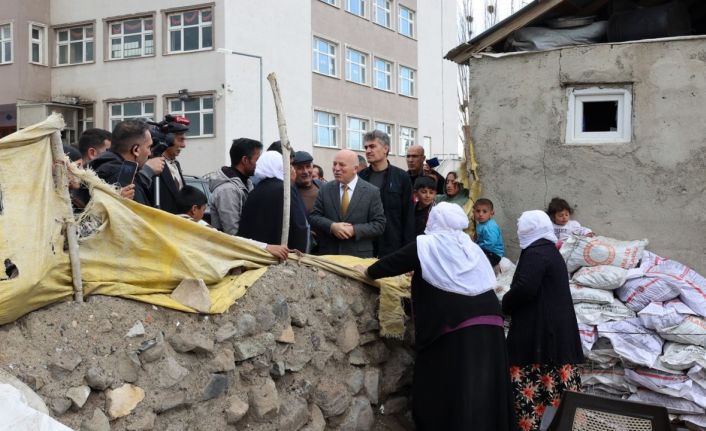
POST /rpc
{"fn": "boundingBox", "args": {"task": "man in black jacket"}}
[149,122,189,214]
[359,130,415,257]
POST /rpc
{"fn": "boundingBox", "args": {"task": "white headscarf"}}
[517,210,558,249]
[416,202,496,296]
[254,151,283,181]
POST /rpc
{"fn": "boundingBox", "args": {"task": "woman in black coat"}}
[502,210,584,431]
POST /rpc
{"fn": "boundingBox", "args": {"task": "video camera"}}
[147,114,190,157]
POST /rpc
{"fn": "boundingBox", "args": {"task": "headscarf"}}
[416,202,496,296]
[517,210,558,249]
[254,150,283,181]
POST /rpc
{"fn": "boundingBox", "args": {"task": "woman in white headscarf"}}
[357,202,514,431]
[502,210,584,431]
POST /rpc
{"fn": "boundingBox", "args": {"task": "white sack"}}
[494,259,515,301]
[689,366,706,391]
[570,284,614,304]
[0,384,73,431]
[585,337,621,368]
[580,367,632,393]
[679,414,706,430]
[638,300,694,332]
[628,389,705,415]
[660,315,706,347]
[578,323,598,354]
[560,235,647,273]
[572,265,628,290]
[624,368,706,409]
[575,301,636,325]
[660,342,706,371]
[597,318,663,367]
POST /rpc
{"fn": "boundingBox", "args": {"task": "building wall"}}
[467,39,706,272]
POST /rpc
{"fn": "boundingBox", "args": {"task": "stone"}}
[155,392,191,413]
[272,297,290,323]
[337,320,360,354]
[215,322,237,342]
[85,366,112,391]
[318,270,326,279]
[126,410,157,431]
[126,321,145,338]
[236,313,258,337]
[348,348,367,366]
[48,397,73,415]
[309,334,322,350]
[225,395,249,424]
[331,295,348,319]
[360,318,379,333]
[169,332,214,353]
[256,306,276,333]
[358,332,377,346]
[289,303,308,327]
[350,297,365,315]
[364,368,380,405]
[249,378,280,420]
[202,374,228,400]
[67,385,91,409]
[138,332,167,363]
[277,324,296,344]
[365,342,391,364]
[278,395,310,431]
[284,348,312,372]
[312,380,351,418]
[207,347,236,372]
[270,361,286,378]
[233,333,274,361]
[339,397,374,431]
[381,348,414,396]
[170,278,211,313]
[97,319,113,333]
[156,356,189,389]
[80,408,110,431]
[346,369,364,394]
[115,350,140,383]
[381,396,408,415]
[49,348,82,376]
[302,403,326,431]
[106,384,145,419]
[311,351,333,371]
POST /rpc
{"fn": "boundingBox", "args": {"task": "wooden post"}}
[267,73,292,247]
[49,131,84,302]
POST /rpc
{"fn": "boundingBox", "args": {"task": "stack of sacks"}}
[561,235,706,429]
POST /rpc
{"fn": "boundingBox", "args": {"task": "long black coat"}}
[502,239,585,366]
[238,178,309,252]
[150,160,185,214]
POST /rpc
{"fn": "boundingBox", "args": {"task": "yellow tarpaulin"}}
[0,115,410,338]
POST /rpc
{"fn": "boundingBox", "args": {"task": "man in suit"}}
[310,149,386,258]
[150,123,189,214]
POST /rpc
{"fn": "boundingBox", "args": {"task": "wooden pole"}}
[49,131,84,302]
[267,72,292,247]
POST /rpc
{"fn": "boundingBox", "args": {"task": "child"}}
[176,185,210,227]
[473,198,504,267]
[546,197,594,243]
[414,176,437,235]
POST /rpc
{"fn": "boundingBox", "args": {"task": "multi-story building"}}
[0,0,458,175]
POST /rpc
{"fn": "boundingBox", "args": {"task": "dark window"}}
[582,101,618,132]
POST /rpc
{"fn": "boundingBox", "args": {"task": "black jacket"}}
[150,159,185,214]
[89,151,153,206]
[359,163,415,257]
[502,239,585,366]
[409,169,445,195]
[238,177,309,252]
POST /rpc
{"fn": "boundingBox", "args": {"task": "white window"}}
[566,87,632,145]
[373,57,392,91]
[347,117,368,150]
[373,0,392,28]
[109,17,154,59]
[168,95,214,137]
[56,25,94,65]
[108,100,154,130]
[345,48,367,85]
[399,126,416,154]
[313,37,337,77]
[314,110,339,147]
[29,24,46,65]
[168,9,213,53]
[0,23,13,64]
[79,104,94,134]
[375,121,394,151]
[399,66,415,97]
[346,0,366,17]
[398,6,415,38]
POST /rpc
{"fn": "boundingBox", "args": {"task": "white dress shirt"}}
[339,174,359,201]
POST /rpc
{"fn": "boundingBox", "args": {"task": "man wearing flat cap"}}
[292,150,322,214]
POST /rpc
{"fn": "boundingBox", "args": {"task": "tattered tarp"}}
[0,115,410,338]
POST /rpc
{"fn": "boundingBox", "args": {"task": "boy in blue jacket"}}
[473,198,504,267]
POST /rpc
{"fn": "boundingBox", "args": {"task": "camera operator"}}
[148,115,189,214]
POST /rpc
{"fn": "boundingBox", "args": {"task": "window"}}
[108,100,154,130]
[168,9,212,53]
[345,48,367,85]
[373,57,392,91]
[313,37,337,77]
[399,66,415,97]
[346,0,366,17]
[109,17,154,59]
[314,111,339,147]
[375,121,394,151]
[319,0,337,4]
[56,25,94,65]
[399,126,416,154]
[566,87,632,145]
[29,24,46,65]
[168,95,214,137]
[373,0,392,28]
[347,117,368,150]
[0,23,12,64]
[399,6,415,38]
[79,104,94,134]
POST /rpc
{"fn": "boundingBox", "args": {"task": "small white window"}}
[168,95,214,137]
[80,104,94,134]
[29,24,46,65]
[399,126,416,154]
[373,0,392,28]
[313,37,337,77]
[109,17,154,59]
[0,23,13,64]
[399,6,415,38]
[168,9,213,53]
[373,57,392,91]
[399,66,415,97]
[566,87,632,145]
[345,48,367,85]
[108,100,154,130]
[347,117,368,150]
[346,0,366,17]
[375,121,394,152]
[56,25,94,65]
[314,110,339,147]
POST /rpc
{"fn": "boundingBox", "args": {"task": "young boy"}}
[176,185,210,227]
[473,198,504,267]
[414,176,437,235]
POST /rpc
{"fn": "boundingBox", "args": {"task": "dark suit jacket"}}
[309,177,386,258]
[151,159,185,214]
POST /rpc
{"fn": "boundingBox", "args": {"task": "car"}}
[183,174,212,224]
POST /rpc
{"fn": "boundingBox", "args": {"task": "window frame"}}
[106,15,155,61]
[28,22,48,65]
[372,0,392,29]
[345,46,369,86]
[312,36,338,78]
[374,120,395,154]
[166,93,215,138]
[345,0,367,18]
[398,125,417,155]
[346,115,370,151]
[565,86,632,145]
[398,65,416,97]
[106,98,156,130]
[165,7,213,55]
[318,0,339,6]
[0,22,14,65]
[373,56,393,92]
[54,23,95,66]
[398,5,415,38]
[313,109,340,148]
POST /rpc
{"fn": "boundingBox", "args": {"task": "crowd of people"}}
[65,117,596,431]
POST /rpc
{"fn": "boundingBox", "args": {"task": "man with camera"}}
[148,116,189,214]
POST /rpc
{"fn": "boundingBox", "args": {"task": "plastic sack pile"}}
[497,234,706,429]
[0,114,410,338]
